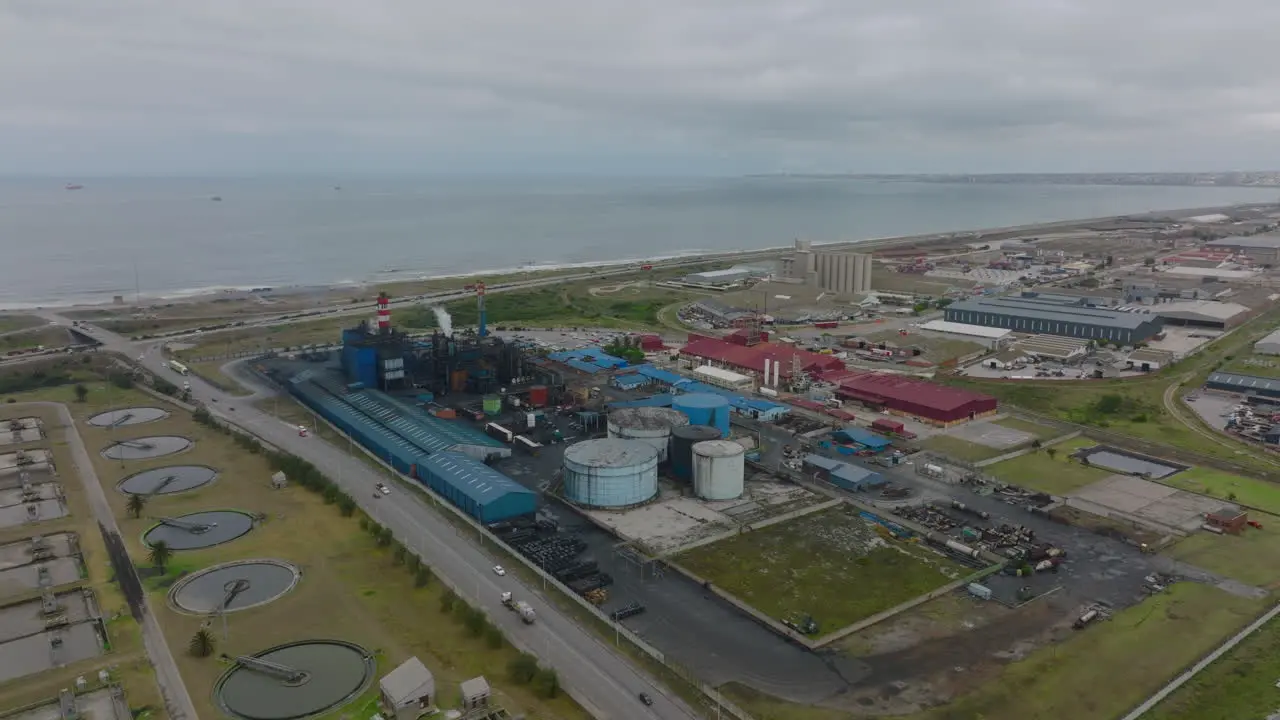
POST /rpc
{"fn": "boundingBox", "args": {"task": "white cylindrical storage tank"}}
[563,439,659,509]
[607,407,689,462]
[692,440,745,501]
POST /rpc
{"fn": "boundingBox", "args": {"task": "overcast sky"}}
[2,0,1279,175]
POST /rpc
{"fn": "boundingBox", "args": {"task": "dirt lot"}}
[678,506,966,634]
[76,402,587,720]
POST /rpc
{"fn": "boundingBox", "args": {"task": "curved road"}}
[62,316,702,720]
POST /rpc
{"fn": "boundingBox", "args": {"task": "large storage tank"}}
[692,440,746,501]
[563,439,659,508]
[669,425,722,482]
[673,394,731,438]
[608,407,689,462]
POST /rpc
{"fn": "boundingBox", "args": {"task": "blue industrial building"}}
[607,395,676,409]
[416,452,536,524]
[549,347,630,374]
[282,372,531,523]
[1206,371,1280,400]
[612,373,652,391]
[629,365,790,422]
[803,454,886,492]
[832,426,892,451]
[944,294,1164,345]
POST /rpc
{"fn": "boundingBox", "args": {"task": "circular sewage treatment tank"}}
[215,640,375,720]
[87,407,170,427]
[143,510,255,550]
[117,465,218,496]
[562,438,659,509]
[101,436,192,460]
[169,559,300,614]
[607,407,688,462]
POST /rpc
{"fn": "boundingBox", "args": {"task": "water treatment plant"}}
[168,559,301,614]
[116,465,218,496]
[101,435,193,460]
[142,510,256,550]
[213,640,376,720]
[87,406,170,427]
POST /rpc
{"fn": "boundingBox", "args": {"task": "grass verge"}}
[1144,601,1280,720]
[678,506,966,633]
[922,435,1010,462]
[1163,515,1280,587]
[1164,466,1280,516]
[985,438,1112,496]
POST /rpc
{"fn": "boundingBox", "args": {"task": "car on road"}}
[374,482,390,496]
[492,565,506,576]
[639,692,653,706]
[297,425,309,437]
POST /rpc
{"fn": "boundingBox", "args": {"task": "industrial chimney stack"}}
[476,282,488,338]
[376,292,391,333]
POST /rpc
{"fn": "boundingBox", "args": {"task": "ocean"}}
[0,175,1275,309]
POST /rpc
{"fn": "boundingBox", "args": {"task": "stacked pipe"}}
[377,292,391,332]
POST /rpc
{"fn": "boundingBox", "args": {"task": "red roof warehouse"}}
[680,336,844,378]
[835,373,998,425]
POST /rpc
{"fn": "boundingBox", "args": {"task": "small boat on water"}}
[211,196,222,202]
[65,183,83,191]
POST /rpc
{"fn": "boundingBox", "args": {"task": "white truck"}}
[501,592,536,624]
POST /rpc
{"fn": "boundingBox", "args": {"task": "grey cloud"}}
[2,0,1280,174]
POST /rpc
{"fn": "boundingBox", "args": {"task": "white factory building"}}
[682,266,769,287]
[692,365,754,390]
[1256,329,1280,356]
[917,320,1012,348]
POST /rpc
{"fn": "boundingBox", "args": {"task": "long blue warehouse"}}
[416,452,536,523]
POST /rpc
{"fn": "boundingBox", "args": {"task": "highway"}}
[55,314,703,720]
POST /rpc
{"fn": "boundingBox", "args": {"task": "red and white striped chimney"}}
[376,292,391,331]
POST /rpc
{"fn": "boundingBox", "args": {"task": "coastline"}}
[3,199,1267,314]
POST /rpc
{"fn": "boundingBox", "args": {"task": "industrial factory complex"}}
[198,200,1280,720]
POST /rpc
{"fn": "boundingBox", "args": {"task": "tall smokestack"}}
[377,292,391,333]
[476,282,487,338]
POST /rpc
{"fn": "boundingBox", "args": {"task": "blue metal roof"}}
[803,454,884,488]
[373,392,506,449]
[1208,372,1280,394]
[613,374,650,389]
[632,365,788,415]
[948,296,1157,331]
[833,426,892,450]
[549,347,629,371]
[607,395,675,409]
[417,452,534,507]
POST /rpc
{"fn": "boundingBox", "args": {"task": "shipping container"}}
[433,408,457,419]
[486,423,514,443]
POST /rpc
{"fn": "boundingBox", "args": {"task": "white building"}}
[917,320,1012,348]
[380,657,435,720]
[693,364,754,390]
[1256,329,1280,356]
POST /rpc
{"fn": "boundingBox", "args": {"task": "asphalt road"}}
[58,315,703,720]
[38,401,200,720]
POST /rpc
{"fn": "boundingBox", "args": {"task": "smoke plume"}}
[431,306,453,336]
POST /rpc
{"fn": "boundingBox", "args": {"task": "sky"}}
[2,0,1280,176]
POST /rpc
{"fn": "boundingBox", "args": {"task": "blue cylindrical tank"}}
[673,393,731,438]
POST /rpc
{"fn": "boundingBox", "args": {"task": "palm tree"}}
[127,493,147,519]
[189,629,216,657]
[148,540,173,574]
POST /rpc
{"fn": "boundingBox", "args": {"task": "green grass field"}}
[922,434,1011,462]
[677,506,966,633]
[1163,516,1280,587]
[985,437,1112,496]
[1145,602,1280,720]
[1164,467,1280,516]
[718,585,1263,720]
[1223,353,1280,379]
[0,314,45,334]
